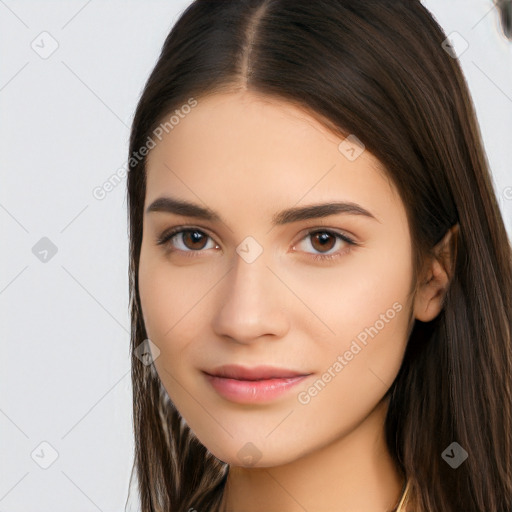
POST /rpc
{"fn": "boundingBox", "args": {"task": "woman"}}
[125,1,512,510]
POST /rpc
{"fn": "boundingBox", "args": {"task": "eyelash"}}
[155,226,358,262]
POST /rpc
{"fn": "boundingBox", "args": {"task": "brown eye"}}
[292,229,357,262]
[310,231,337,253]
[180,230,209,250]
[156,228,217,254]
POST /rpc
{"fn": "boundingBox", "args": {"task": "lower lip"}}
[203,373,310,403]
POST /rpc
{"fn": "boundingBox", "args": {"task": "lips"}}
[202,365,312,404]
[203,364,310,381]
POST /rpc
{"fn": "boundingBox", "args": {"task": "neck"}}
[220,396,404,512]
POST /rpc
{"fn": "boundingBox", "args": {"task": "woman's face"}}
[138,90,416,467]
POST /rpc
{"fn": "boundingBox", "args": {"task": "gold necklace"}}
[394,478,411,512]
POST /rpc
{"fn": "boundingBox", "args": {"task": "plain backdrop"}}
[1,1,511,511]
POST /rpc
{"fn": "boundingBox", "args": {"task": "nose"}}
[211,248,290,345]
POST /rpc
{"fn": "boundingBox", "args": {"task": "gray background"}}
[1,1,511,510]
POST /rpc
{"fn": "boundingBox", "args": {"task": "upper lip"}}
[203,364,311,381]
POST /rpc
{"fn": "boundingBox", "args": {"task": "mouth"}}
[202,364,312,403]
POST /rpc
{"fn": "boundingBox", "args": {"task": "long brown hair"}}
[125,1,512,510]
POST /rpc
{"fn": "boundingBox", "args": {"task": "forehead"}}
[144,90,403,223]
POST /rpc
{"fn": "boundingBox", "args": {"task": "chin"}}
[193,431,306,469]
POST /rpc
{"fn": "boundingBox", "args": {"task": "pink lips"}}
[203,364,312,403]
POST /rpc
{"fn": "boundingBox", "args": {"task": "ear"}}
[413,224,459,322]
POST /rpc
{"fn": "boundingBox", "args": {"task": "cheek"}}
[285,237,413,339]
[138,244,186,358]
[289,241,413,398]
[138,243,216,359]
[291,279,411,443]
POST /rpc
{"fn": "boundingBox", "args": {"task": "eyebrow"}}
[145,196,380,225]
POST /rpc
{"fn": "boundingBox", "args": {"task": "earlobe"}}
[413,224,459,322]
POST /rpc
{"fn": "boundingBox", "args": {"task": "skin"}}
[138,90,454,511]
